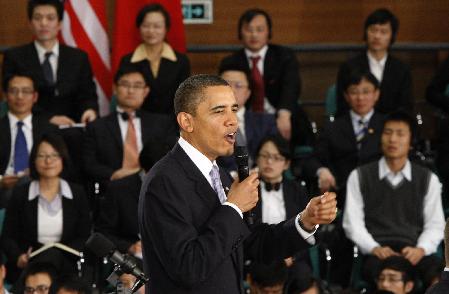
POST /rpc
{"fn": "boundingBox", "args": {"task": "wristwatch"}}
[298,212,315,233]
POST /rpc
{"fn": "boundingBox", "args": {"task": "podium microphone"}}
[234,145,255,225]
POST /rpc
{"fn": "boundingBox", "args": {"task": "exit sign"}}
[182,0,213,24]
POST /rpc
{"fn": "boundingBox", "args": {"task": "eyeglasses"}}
[7,87,35,96]
[377,275,404,283]
[24,285,50,294]
[36,153,61,161]
[347,89,375,96]
[117,82,147,91]
[258,153,285,162]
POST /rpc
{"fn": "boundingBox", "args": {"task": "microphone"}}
[86,233,149,290]
[234,146,255,225]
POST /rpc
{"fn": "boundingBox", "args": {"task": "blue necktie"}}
[210,165,227,204]
[14,121,29,174]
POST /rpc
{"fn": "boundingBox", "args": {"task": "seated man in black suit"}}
[0,73,56,207]
[309,70,384,207]
[83,65,176,188]
[343,111,445,289]
[138,74,337,293]
[2,0,98,126]
[217,64,278,173]
[376,256,415,294]
[219,9,301,141]
[336,8,412,115]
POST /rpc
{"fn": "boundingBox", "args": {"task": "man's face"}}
[6,76,38,117]
[381,121,412,160]
[221,70,251,108]
[181,86,238,161]
[30,5,61,43]
[241,14,270,52]
[366,22,393,53]
[377,268,413,294]
[344,78,379,116]
[115,72,149,111]
[24,273,51,294]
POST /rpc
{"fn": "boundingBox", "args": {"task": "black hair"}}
[27,0,64,21]
[23,262,57,284]
[364,8,399,45]
[342,69,380,93]
[249,260,288,288]
[174,74,229,116]
[135,3,171,30]
[139,135,178,172]
[256,135,291,161]
[382,111,417,146]
[378,256,415,283]
[29,132,71,180]
[114,65,150,87]
[3,72,37,93]
[218,62,253,91]
[238,8,272,40]
[49,274,91,294]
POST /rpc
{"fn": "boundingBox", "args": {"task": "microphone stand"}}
[106,263,146,294]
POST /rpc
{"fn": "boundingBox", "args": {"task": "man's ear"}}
[177,112,194,133]
[405,280,414,293]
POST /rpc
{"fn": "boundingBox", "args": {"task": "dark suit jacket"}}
[426,271,449,294]
[96,172,141,253]
[2,43,98,121]
[219,44,300,112]
[83,110,177,182]
[0,114,57,174]
[426,56,449,114]
[119,50,190,115]
[253,179,309,222]
[308,112,384,202]
[218,109,278,171]
[1,181,92,266]
[336,52,412,116]
[138,143,311,293]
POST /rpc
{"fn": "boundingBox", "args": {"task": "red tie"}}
[250,56,265,112]
[122,113,139,169]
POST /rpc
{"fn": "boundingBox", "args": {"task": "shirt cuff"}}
[223,202,243,219]
[295,214,318,245]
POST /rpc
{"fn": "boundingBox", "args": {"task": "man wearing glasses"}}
[376,256,415,294]
[21,262,56,294]
[83,66,176,185]
[0,74,56,207]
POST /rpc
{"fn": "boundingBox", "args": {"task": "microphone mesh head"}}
[85,233,116,257]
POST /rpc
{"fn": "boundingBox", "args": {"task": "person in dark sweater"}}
[343,111,445,289]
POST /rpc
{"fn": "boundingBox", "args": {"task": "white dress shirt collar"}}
[367,51,387,82]
[378,157,412,182]
[349,109,374,124]
[28,179,73,201]
[8,112,32,130]
[245,45,269,61]
[34,41,60,62]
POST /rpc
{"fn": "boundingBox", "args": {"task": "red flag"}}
[111,0,186,74]
[61,0,113,116]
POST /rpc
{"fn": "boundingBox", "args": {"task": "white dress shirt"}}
[5,112,33,175]
[367,51,387,83]
[35,41,59,80]
[261,182,286,224]
[117,107,143,153]
[343,157,445,255]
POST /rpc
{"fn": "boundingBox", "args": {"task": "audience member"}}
[118,3,190,116]
[336,8,412,115]
[247,260,288,294]
[425,218,449,293]
[83,66,177,187]
[49,274,91,294]
[217,63,278,172]
[19,262,57,294]
[1,133,91,284]
[343,111,445,289]
[375,256,415,294]
[0,74,56,207]
[1,0,98,126]
[219,8,301,140]
[310,70,384,207]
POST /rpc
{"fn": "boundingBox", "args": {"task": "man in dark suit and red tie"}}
[138,74,337,294]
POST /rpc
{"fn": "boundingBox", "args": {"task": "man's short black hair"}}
[27,0,64,21]
[3,73,37,93]
[256,135,292,161]
[249,260,288,288]
[114,65,150,87]
[382,111,417,146]
[364,8,399,45]
[174,74,229,116]
[135,3,171,30]
[218,62,252,89]
[238,8,272,40]
[342,69,380,93]
[378,256,415,283]
[23,262,57,284]
[49,274,91,294]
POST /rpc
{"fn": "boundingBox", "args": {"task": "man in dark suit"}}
[83,66,176,186]
[0,74,56,207]
[336,8,412,116]
[2,0,98,126]
[426,219,449,294]
[219,9,300,141]
[138,74,337,293]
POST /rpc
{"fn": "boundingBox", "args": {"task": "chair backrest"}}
[0,101,8,118]
[325,84,337,117]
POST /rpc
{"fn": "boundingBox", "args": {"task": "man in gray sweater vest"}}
[343,111,445,289]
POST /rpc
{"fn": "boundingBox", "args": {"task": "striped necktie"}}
[355,119,368,149]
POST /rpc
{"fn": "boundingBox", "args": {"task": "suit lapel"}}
[27,43,46,83]
[340,114,357,147]
[56,45,67,85]
[106,113,123,152]
[282,181,298,219]
[0,117,12,173]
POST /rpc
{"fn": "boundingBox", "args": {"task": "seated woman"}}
[118,3,190,116]
[1,133,91,284]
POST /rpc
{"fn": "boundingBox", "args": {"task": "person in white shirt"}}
[343,111,445,289]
